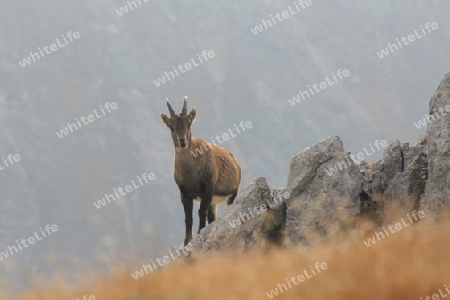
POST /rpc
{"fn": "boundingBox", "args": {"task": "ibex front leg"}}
[198,192,212,233]
[181,192,193,245]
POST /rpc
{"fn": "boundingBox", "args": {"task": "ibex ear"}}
[189,108,196,122]
[160,113,171,127]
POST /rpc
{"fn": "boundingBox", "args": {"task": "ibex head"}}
[160,96,196,148]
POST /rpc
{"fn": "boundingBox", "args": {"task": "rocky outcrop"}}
[422,73,450,214]
[285,136,363,246]
[382,143,427,214]
[191,73,450,253]
[371,141,403,195]
[361,142,428,220]
[191,177,289,253]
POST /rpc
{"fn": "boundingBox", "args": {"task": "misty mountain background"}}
[0,0,449,292]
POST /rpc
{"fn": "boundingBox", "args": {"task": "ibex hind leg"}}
[227,189,238,206]
[207,205,216,224]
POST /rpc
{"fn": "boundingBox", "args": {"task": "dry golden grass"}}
[418,134,427,144]
[3,215,450,300]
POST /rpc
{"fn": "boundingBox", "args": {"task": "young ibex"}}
[161,97,241,245]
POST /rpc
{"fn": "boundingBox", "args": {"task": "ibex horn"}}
[181,96,188,114]
[166,97,176,116]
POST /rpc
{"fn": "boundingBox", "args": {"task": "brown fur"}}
[161,98,241,245]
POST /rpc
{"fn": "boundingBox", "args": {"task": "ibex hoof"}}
[184,237,192,246]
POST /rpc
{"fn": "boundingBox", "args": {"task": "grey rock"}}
[190,177,272,253]
[358,141,427,222]
[423,73,450,213]
[360,164,373,196]
[285,136,364,246]
[372,141,403,195]
[383,143,427,215]
[286,135,345,197]
[263,188,288,246]
[266,188,288,229]
[189,75,450,253]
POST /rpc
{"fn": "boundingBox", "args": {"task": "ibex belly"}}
[194,195,231,205]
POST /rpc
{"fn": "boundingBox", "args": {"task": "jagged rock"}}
[190,177,273,253]
[371,141,403,195]
[359,162,372,195]
[189,74,450,253]
[266,188,288,228]
[402,143,427,172]
[382,143,427,216]
[285,136,364,246]
[423,73,450,213]
[358,141,427,222]
[286,135,344,197]
[359,165,383,225]
[263,188,288,246]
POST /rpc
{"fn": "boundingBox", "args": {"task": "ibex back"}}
[161,97,241,245]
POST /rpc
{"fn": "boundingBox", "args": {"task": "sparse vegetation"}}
[418,134,427,144]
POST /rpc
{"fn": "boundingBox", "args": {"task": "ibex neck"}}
[174,136,196,156]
